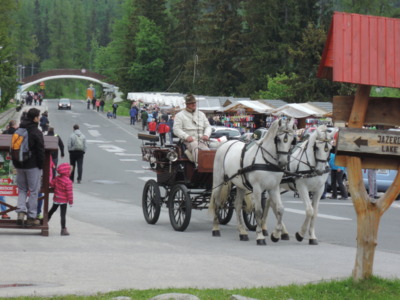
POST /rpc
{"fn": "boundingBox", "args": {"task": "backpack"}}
[11,128,31,162]
[74,134,85,151]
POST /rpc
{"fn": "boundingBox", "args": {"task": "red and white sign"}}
[0,185,18,196]
[0,178,13,184]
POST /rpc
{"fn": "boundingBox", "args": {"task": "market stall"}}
[221,100,274,133]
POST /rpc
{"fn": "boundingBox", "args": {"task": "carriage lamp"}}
[167,150,178,162]
[150,156,157,169]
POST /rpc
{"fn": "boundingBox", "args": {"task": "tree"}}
[257,73,297,101]
[195,0,244,96]
[10,0,38,78]
[129,16,166,91]
[0,0,18,108]
[239,0,320,97]
[165,0,201,93]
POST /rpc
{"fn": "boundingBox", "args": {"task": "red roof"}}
[318,12,400,88]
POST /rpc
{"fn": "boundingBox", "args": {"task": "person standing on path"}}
[130,105,138,125]
[100,99,105,112]
[12,108,45,226]
[141,109,148,131]
[48,163,73,236]
[68,124,87,184]
[112,102,118,119]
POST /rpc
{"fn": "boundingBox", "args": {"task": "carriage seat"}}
[176,140,195,162]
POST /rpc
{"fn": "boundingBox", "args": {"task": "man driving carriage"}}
[173,94,212,165]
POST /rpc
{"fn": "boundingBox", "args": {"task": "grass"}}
[3,277,400,300]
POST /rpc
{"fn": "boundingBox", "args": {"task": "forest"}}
[0,0,400,108]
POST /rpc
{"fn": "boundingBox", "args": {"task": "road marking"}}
[83,123,100,128]
[139,176,157,182]
[119,159,137,162]
[115,153,139,156]
[86,140,112,143]
[125,170,147,173]
[286,200,354,206]
[285,208,352,221]
[391,203,400,208]
[98,144,126,153]
[88,129,101,137]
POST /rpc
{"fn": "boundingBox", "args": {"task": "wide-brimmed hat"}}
[184,94,196,104]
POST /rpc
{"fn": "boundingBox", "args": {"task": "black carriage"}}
[139,133,234,231]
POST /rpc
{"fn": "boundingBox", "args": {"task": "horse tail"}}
[209,190,217,215]
[244,191,253,213]
[220,181,231,204]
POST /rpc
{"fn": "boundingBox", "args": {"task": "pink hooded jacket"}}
[50,163,73,205]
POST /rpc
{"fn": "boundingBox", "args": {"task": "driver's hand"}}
[202,135,209,141]
[186,136,194,142]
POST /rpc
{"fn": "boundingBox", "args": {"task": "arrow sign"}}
[337,128,400,157]
[354,137,368,148]
[0,178,13,184]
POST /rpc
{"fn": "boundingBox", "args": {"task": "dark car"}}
[58,98,71,110]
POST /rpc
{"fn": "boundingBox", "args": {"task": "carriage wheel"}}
[218,187,235,225]
[168,184,192,231]
[142,180,161,225]
[243,192,267,231]
[242,207,257,231]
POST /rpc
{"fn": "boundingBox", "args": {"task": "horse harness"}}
[222,130,293,192]
[283,135,331,191]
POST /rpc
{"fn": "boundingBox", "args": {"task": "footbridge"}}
[18,69,122,101]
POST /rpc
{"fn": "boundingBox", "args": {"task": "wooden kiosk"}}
[0,135,58,236]
[318,12,400,280]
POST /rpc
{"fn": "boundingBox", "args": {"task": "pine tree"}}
[0,0,18,108]
[166,0,201,93]
[129,16,166,91]
[195,0,244,96]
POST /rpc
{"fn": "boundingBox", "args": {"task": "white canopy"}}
[223,100,274,114]
[270,103,326,118]
[127,92,186,108]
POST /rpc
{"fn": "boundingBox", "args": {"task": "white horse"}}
[259,125,333,245]
[209,118,297,245]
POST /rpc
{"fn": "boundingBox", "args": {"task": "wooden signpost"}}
[337,128,400,157]
[318,12,400,280]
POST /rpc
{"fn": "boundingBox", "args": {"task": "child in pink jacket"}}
[48,163,74,236]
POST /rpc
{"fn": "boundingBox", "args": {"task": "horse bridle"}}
[291,131,331,174]
[313,129,332,165]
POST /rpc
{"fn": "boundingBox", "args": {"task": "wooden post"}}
[345,85,400,280]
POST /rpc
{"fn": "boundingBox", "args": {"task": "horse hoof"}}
[239,234,249,241]
[212,230,221,237]
[309,239,318,245]
[262,230,269,236]
[295,232,303,242]
[281,233,290,241]
[256,239,267,246]
[270,233,280,243]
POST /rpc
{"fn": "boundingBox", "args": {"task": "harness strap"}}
[224,163,284,191]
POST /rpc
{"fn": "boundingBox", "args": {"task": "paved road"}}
[1,100,400,298]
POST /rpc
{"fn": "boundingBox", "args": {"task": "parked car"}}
[210,126,241,140]
[362,169,398,194]
[58,98,71,110]
[239,128,268,143]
